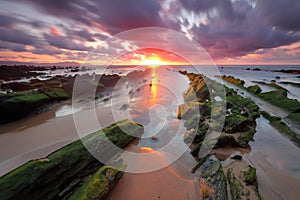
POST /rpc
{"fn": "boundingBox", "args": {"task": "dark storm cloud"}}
[0,12,46,29]
[175,0,300,58]
[256,0,300,31]
[0,42,27,52]
[65,28,102,42]
[0,13,17,27]
[0,27,37,45]
[94,0,164,33]
[44,33,92,51]
[32,48,63,55]
[20,0,164,34]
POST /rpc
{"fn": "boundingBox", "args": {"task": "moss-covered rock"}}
[191,155,208,173]
[243,166,257,186]
[0,120,143,200]
[0,90,50,123]
[226,168,241,200]
[220,75,300,112]
[227,166,262,200]
[0,88,70,123]
[190,142,203,157]
[224,115,252,133]
[199,159,228,199]
[286,112,300,126]
[40,88,70,100]
[253,81,287,91]
[215,134,239,148]
[279,81,300,88]
[242,165,262,199]
[258,90,300,112]
[183,114,204,130]
[177,102,210,120]
[183,74,210,102]
[68,166,123,200]
[218,75,245,86]
[180,74,260,152]
[246,85,262,94]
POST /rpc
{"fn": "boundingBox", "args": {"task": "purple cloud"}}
[174,0,300,58]
[19,0,164,33]
[0,27,38,45]
[257,0,300,31]
[43,33,92,51]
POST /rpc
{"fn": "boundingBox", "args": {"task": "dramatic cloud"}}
[173,0,300,59]
[0,0,300,64]
[0,13,17,27]
[257,0,300,31]
[0,27,38,45]
[20,0,164,33]
[43,33,92,51]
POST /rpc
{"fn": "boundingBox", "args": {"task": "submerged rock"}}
[151,135,158,140]
[231,155,243,160]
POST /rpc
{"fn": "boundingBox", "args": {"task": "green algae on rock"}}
[243,166,262,200]
[199,159,228,200]
[219,75,300,113]
[226,166,262,200]
[253,81,287,91]
[246,85,262,94]
[0,88,70,123]
[258,90,300,112]
[68,166,124,200]
[226,168,242,200]
[286,112,300,126]
[218,75,245,86]
[179,73,260,153]
[0,120,143,200]
[177,102,210,120]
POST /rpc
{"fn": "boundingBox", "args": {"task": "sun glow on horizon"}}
[140,56,165,67]
[113,48,189,66]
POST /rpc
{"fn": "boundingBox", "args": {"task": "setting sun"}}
[141,56,165,67]
[113,48,188,66]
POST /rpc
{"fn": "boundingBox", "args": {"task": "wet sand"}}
[110,146,199,200]
[110,167,197,200]
[246,117,300,200]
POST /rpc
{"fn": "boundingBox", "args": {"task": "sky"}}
[0,0,300,66]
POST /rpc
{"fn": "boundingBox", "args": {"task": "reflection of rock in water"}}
[119,103,130,111]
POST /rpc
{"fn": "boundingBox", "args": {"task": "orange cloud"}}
[50,26,62,36]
